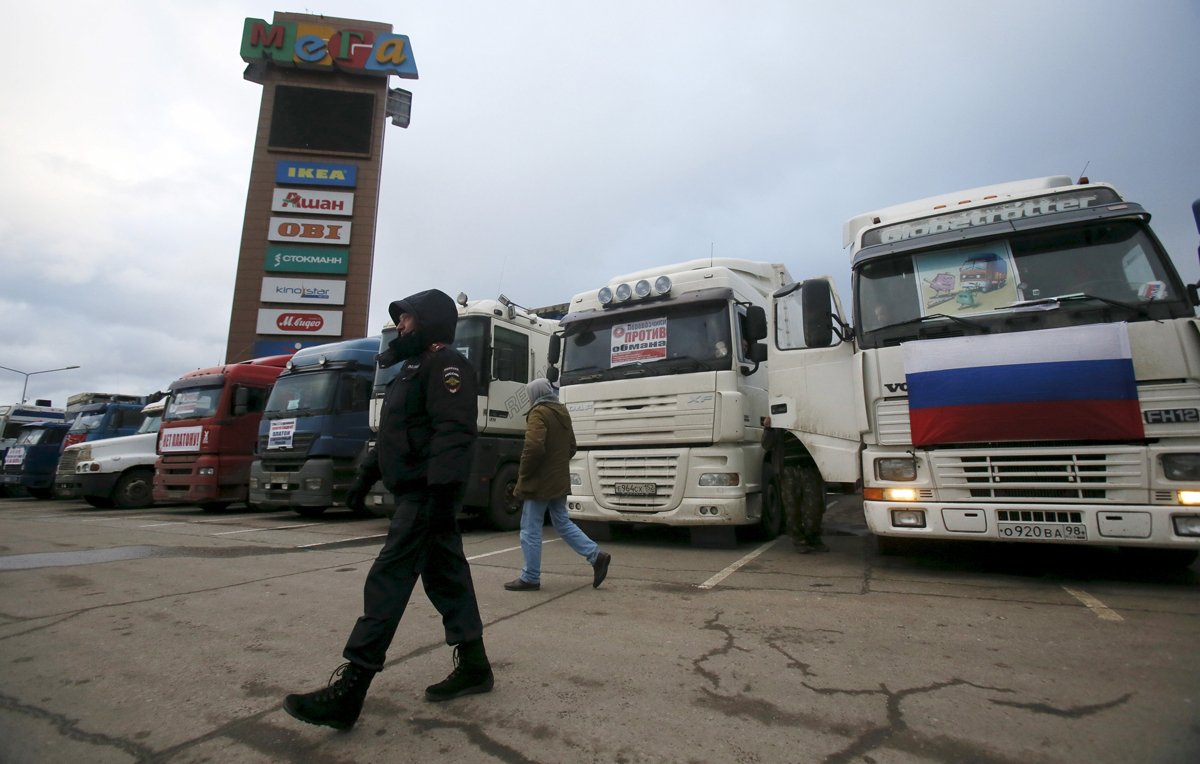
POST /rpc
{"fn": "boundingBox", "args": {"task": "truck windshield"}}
[855,219,1190,348]
[264,372,337,418]
[375,316,490,391]
[165,386,223,421]
[136,413,162,434]
[560,301,733,385]
[69,413,104,434]
[16,428,50,445]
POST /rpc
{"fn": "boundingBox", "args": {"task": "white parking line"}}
[1062,586,1124,621]
[467,539,560,561]
[213,523,320,536]
[697,538,781,589]
[296,533,388,548]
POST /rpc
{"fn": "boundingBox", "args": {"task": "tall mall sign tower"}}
[227,13,416,362]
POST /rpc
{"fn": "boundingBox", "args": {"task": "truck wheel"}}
[112,468,154,509]
[757,467,785,540]
[85,496,115,509]
[487,464,523,531]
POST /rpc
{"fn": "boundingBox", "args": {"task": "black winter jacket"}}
[360,290,477,492]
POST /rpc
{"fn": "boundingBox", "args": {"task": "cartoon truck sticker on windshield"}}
[958,253,1008,292]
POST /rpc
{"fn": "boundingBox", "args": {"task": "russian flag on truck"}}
[902,323,1144,447]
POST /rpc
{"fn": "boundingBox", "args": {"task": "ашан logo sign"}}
[277,313,324,331]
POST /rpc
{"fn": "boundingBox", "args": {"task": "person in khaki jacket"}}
[505,378,611,591]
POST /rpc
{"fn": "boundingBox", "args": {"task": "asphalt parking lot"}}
[1,494,1198,763]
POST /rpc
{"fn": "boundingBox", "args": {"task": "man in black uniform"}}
[283,288,492,730]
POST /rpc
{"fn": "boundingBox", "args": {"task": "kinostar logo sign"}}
[257,309,343,336]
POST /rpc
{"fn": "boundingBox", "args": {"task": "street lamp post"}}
[0,365,81,404]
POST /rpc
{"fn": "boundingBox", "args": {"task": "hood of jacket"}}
[533,400,573,429]
[388,289,459,347]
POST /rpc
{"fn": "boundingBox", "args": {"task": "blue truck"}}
[62,392,156,450]
[248,337,378,516]
[1,421,71,499]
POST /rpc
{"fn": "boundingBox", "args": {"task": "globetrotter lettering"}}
[878,191,1105,245]
[277,313,325,331]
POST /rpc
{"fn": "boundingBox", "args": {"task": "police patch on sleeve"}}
[443,366,463,394]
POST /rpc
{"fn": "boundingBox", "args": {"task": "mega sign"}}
[241,18,418,79]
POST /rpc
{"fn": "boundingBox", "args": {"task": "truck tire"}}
[486,463,523,531]
[112,468,155,509]
[756,465,786,540]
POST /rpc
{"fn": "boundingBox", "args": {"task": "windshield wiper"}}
[882,312,990,332]
[1000,292,1151,319]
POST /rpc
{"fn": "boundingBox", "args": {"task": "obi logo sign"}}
[241,18,418,79]
[272,188,354,216]
[257,309,343,337]
[275,161,357,188]
[268,217,352,244]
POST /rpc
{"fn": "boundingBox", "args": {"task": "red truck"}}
[153,355,290,511]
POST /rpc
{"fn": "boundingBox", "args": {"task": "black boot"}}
[284,662,375,730]
[424,639,494,702]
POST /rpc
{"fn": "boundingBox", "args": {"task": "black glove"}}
[343,474,371,512]
[429,482,464,509]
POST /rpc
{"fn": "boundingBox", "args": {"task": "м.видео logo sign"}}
[241,18,418,79]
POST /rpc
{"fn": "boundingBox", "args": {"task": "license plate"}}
[614,482,657,496]
[271,473,289,483]
[997,522,1088,541]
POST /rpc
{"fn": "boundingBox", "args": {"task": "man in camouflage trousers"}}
[780,461,827,553]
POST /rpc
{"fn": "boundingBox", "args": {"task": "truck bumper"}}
[566,493,754,527]
[864,500,1200,549]
[153,457,238,504]
[249,459,337,510]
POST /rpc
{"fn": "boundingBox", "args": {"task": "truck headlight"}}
[570,472,582,486]
[699,473,740,487]
[1178,491,1200,507]
[1162,454,1200,481]
[890,509,926,528]
[876,458,917,481]
[1173,515,1200,535]
[305,478,322,491]
[198,467,216,476]
[249,478,259,489]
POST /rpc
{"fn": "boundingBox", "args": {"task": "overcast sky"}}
[2,1,1198,408]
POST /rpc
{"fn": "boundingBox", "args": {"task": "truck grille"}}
[596,454,678,510]
[933,449,1143,501]
[57,449,79,478]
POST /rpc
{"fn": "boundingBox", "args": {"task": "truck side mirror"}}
[801,279,835,348]
[743,306,767,341]
[233,386,249,417]
[547,334,561,364]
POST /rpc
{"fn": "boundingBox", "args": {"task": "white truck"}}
[775,176,1200,568]
[55,398,166,509]
[365,294,559,530]
[547,258,789,548]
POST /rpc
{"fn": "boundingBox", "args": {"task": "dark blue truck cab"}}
[248,337,377,516]
[1,421,71,499]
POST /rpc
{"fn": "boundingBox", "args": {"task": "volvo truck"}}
[548,259,789,548]
[777,176,1200,568]
[365,294,559,530]
[249,337,377,517]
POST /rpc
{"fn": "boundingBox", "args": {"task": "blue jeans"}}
[519,495,600,584]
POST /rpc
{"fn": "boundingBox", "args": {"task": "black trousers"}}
[342,488,484,672]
